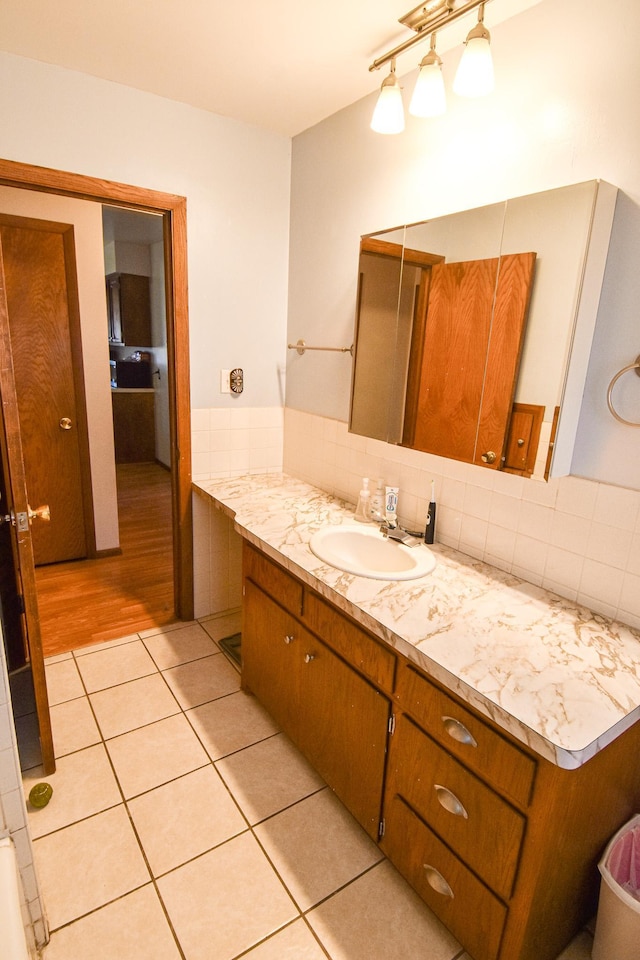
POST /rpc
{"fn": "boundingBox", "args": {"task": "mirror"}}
[349,180,618,480]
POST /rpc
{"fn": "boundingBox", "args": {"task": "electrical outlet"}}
[220,369,231,394]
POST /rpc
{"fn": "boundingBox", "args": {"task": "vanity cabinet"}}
[384,660,640,960]
[240,541,640,960]
[242,544,391,840]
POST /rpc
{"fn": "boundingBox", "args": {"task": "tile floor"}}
[19,615,594,960]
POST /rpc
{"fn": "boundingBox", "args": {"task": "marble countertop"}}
[194,473,640,769]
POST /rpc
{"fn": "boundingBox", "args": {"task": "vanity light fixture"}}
[453,3,494,97]
[369,0,495,134]
[409,34,446,117]
[370,59,405,134]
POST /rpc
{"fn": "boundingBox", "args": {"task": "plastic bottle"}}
[369,478,385,521]
[354,478,372,522]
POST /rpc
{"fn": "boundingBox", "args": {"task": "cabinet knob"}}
[434,784,468,819]
[481,450,497,464]
[59,417,73,430]
[423,864,454,898]
[304,653,315,663]
[442,716,478,747]
[284,635,294,645]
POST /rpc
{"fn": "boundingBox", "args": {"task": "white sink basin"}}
[309,523,436,581]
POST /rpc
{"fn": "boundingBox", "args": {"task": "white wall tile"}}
[585,523,632,570]
[513,535,548,584]
[620,572,640,621]
[579,559,623,610]
[463,484,493,521]
[549,511,590,555]
[594,484,640,530]
[518,501,554,542]
[280,411,640,626]
[489,493,522,531]
[190,408,210,432]
[543,546,584,597]
[555,477,598,519]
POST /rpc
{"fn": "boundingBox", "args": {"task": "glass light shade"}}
[409,59,446,118]
[371,76,405,134]
[453,31,494,97]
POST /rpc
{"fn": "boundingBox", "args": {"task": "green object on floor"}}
[29,782,53,808]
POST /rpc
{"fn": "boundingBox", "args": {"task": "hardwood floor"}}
[35,462,176,657]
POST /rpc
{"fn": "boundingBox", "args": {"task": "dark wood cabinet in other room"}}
[106,272,152,346]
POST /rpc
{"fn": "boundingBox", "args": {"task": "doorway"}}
[35,205,176,654]
[0,157,193,773]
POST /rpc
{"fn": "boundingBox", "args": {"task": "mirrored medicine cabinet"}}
[349,180,618,481]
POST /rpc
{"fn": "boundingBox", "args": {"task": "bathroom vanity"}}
[194,474,640,960]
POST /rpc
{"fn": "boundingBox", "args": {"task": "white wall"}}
[0,51,292,413]
[0,48,292,952]
[0,187,119,551]
[286,0,640,492]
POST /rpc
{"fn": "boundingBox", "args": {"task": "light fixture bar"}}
[369,0,494,72]
[399,0,453,33]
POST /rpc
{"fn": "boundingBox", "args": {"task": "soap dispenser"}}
[354,478,372,522]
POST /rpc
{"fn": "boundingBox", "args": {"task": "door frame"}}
[0,157,193,621]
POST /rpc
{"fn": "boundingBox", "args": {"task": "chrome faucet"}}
[372,510,423,547]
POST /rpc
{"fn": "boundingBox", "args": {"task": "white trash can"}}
[592,813,640,960]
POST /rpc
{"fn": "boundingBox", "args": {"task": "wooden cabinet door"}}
[242,578,390,840]
[296,629,390,840]
[111,392,156,463]
[107,273,152,346]
[413,252,535,468]
[242,580,302,741]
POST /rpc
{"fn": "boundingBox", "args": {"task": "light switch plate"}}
[220,369,231,394]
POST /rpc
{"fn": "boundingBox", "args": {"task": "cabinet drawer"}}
[387,714,525,900]
[304,592,396,693]
[243,543,303,617]
[397,664,536,808]
[382,795,507,960]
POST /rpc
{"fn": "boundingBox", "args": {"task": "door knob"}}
[59,417,72,430]
[28,504,51,523]
[480,450,496,464]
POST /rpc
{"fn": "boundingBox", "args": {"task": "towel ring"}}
[606,355,640,426]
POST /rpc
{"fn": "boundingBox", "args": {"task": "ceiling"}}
[0,0,542,137]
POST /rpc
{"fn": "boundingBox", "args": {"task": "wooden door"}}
[412,253,536,467]
[0,216,91,565]
[0,236,55,772]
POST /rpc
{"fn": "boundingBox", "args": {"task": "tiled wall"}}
[283,408,640,629]
[192,403,640,628]
[191,406,284,481]
[191,406,284,619]
[0,639,47,955]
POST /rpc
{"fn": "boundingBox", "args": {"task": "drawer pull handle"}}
[442,716,478,747]
[434,784,468,819]
[423,864,454,898]
[304,653,315,663]
[284,635,295,645]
